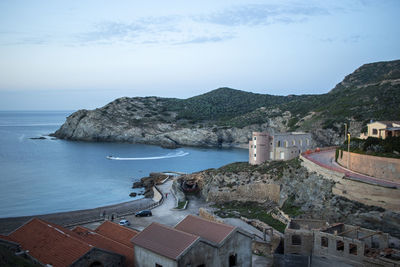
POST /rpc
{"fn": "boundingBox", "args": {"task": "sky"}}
[0,0,399,110]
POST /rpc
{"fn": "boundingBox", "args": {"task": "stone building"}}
[249,131,312,164]
[279,219,400,267]
[360,121,400,139]
[131,215,252,267]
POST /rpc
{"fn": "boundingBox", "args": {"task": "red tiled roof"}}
[95,220,138,248]
[131,222,199,260]
[72,226,134,267]
[175,215,235,244]
[8,218,92,267]
[0,234,17,243]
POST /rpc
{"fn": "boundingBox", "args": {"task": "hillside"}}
[53,59,400,148]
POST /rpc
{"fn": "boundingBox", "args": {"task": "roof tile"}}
[95,220,138,248]
[72,226,134,267]
[175,215,235,244]
[8,218,91,267]
[131,222,199,260]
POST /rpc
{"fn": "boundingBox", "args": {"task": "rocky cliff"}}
[53,96,284,148]
[180,159,400,238]
[53,59,400,148]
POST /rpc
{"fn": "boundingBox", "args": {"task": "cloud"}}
[194,3,329,26]
[319,34,364,43]
[0,3,331,46]
[176,35,235,45]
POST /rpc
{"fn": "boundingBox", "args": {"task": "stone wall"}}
[300,154,400,212]
[337,150,400,182]
[205,182,280,204]
[199,208,224,223]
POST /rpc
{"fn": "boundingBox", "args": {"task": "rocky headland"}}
[53,60,400,148]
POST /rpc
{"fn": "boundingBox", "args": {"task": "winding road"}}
[303,149,400,189]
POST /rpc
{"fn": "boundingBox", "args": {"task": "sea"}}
[0,111,248,218]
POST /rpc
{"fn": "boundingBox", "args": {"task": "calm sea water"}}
[0,111,248,218]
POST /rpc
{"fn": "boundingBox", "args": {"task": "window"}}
[90,262,104,267]
[321,237,328,248]
[254,136,256,140]
[371,240,380,249]
[250,145,253,148]
[277,141,281,147]
[156,264,163,267]
[254,153,256,157]
[306,139,310,145]
[292,140,295,145]
[254,145,256,148]
[197,265,205,267]
[372,129,378,135]
[336,240,344,251]
[299,140,303,146]
[349,243,357,255]
[229,254,237,267]
[292,235,301,245]
[284,140,288,147]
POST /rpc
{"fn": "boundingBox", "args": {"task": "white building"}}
[249,131,313,164]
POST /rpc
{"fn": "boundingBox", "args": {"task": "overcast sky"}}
[0,0,399,110]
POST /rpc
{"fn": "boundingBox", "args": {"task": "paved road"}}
[305,150,400,189]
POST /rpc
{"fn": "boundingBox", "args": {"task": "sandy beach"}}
[0,197,154,235]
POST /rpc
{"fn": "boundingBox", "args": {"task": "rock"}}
[132,182,142,188]
[129,192,137,197]
[143,189,154,198]
[30,136,46,140]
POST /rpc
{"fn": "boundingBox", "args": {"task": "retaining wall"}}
[300,154,400,212]
[337,150,400,183]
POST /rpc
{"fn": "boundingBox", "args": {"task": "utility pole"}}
[347,133,351,169]
[344,123,347,142]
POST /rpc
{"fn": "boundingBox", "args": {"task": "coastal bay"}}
[0,111,248,218]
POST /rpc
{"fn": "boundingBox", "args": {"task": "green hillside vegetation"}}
[338,136,400,159]
[157,60,400,131]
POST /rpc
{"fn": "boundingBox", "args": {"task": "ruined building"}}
[279,219,400,266]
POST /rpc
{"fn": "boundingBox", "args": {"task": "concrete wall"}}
[274,146,300,161]
[313,231,365,265]
[284,229,314,256]
[178,240,216,267]
[134,245,177,267]
[300,154,400,212]
[152,186,163,202]
[332,178,400,212]
[217,231,252,267]
[337,150,400,182]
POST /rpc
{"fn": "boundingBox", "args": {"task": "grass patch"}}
[0,245,41,267]
[281,196,303,217]
[213,201,286,233]
[176,201,187,209]
[214,158,301,180]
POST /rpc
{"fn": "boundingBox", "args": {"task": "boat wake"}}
[106,150,189,160]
